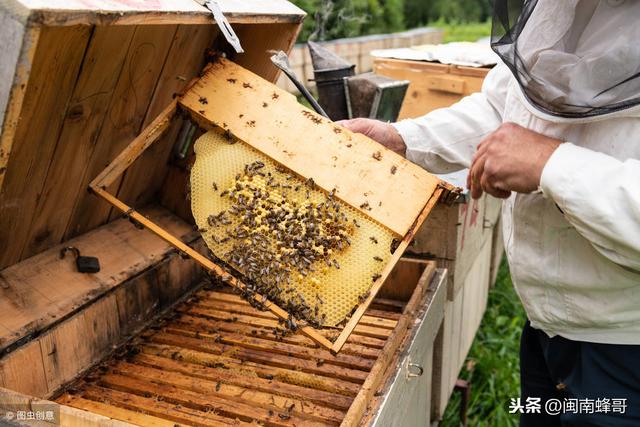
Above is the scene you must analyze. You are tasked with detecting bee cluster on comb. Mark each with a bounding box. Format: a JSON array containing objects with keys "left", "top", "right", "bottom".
[
  {"left": 191, "top": 131, "right": 395, "bottom": 331},
  {"left": 204, "top": 160, "right": 360, "bottom": 328}
]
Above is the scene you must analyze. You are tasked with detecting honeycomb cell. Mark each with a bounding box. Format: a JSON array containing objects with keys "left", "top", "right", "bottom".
[{"left": 191, "top": 130, "right": 394, "bottom": 327}]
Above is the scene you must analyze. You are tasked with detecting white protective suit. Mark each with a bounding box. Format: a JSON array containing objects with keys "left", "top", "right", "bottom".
[{"left": 393, "top": 0, "right": 640, "bottom": 344}]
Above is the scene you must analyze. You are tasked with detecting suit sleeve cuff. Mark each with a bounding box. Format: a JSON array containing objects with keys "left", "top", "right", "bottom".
[
  {"left": 539, "top": 142, "right": 599, "bottom": 208},
  {"left": 391, "top": 119, "right": 427, "bottom": 165}
]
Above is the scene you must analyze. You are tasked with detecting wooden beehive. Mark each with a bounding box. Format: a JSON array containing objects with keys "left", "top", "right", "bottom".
[
  {"left": 0, "top": 1, "right": 455, "bottom": 426},
  {"left": 373, "top": 57, "right": 490, "bottom": 120},
  {"left": 374, "top": 55, "right": 505, "bottom": 421}
]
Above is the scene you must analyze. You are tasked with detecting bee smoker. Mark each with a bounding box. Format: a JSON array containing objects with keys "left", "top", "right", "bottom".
[{"left": 307, "top": 41, "right": 355, "bottom": 121}]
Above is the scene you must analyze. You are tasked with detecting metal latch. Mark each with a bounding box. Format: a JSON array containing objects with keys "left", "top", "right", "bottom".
[
  {"left": 197, "top": 0, "right": 244, "bottom": 53},
  {"left": 60, "top": 246, "right": 101, "bottom": 274}
]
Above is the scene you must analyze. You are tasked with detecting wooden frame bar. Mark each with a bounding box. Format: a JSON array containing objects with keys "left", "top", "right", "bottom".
[
  {"left": 89, "top": 100, "right": 334, "bottom": 351},
  {"left": 331, "top": 190, "right": 441, "bottom": 353},
  {"left": 88, "top": 64, "right": 450, "bottom": 353}
]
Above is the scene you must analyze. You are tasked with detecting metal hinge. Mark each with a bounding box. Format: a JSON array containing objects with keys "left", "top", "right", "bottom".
[{"left": 196, "top": 0, "right": 244, "bottom": 53}]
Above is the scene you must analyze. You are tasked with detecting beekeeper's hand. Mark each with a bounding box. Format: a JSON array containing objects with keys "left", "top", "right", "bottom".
[
  {"left": 337, "top": 118, "right": 407, "bottom": 156},
  {"left": 468, "top": 122, "right": 562, "bottom": 199}
]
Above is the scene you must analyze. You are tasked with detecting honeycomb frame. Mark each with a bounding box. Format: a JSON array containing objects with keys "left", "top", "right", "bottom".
[{"left": 89, "top": 84, "right": 446, "bottom": 353}]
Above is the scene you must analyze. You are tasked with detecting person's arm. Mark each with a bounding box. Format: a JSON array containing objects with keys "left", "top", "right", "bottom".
[
  {"left": 540, "top": 144, "right": 640, "bottom": 272},
  {"left": 392, "top": 63, "right": 511, "bottom": 173}
]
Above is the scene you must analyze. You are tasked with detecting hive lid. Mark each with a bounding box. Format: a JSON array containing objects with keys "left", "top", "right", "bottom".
[{"left": 3, "top": 0, "right": 305, "bottom": 25}]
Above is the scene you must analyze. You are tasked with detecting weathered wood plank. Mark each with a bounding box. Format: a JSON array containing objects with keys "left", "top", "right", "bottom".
[
  {"left": 0, "top": 341, "right": 48, "bottom": 397},
  {"left": 147, "top": 332, "right": 370, "bottom": 383},
  {"left": 109, "top": 362, "right": 345, "bottom": 424},
  {"left": 114, "top": 24, "right": 219, "bottom": 212},
  {"left": 39, "top": 296, "right": 121, "bottom": 394},
  {"left": 0, "top": 206, "right": 196, "bottom": 354},
  {"left": 64, "top": 24, "right": 178, "bottom": 240},
  {"left": 162, "top": 326, "right": 374, "bottom": 371},
  {"left": 0, "top": 25, "right": 91, "bottom": 269},
  {"left": 1, "top": 388, "right": 135, "bottom": 427},
  {"left": 171, "top": 313, "right": 381, "bottom": 358},
  {"left": 94, "top": 374, "right": 331, "bottom": 426},
  {"left": 20, "top": 25, "right": 137, "bottom": 260},
  {"left": 140, "top": 344, "right": 361, "bottom": 396},
  {"left": 13, "top": 0, "right": 305, "bottom": 26},
  {"left": 81, "top": 385, "right": 251, "bottom": 426},
  {"left": 59, "top": 394, "right": 171, "bottom": 427},
  {"left": 132, "top": 352, "right": 354, "bottom": 411}
]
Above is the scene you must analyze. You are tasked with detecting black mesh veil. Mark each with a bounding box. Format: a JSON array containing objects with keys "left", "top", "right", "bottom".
[{"left": 491, "top": 0, "right": 640, "bottom": 118}]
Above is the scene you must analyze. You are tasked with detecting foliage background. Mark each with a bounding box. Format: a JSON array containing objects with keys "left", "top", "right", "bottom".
[{"left": 291, "top": 0, "right": 493, "bottom": 41}]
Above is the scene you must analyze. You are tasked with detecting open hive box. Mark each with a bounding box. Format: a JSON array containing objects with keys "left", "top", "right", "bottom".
[{"left": 0, "top": 0, "right": 454, "bottom": 425}]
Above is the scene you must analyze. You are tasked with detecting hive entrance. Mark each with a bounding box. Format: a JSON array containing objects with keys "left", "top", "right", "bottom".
[{"left": 191, "top": 131, "right": 394, "bottom": 327}]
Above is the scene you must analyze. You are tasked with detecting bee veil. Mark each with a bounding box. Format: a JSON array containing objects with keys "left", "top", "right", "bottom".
[{"left": 491, "top": 0, "right": 640, "bottom": 118}]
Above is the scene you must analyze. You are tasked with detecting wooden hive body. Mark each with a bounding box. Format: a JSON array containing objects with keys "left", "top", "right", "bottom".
[{"left": 0, "top": 1, "right": 452, "bottom": 425}]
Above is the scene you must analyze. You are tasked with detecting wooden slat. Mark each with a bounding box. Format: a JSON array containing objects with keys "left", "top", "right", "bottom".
[
  {"left": 82, "top": 385, "right": 252, "bottom": 427},
  {"left": 161, "top": 326, "right": 374, "bottom": 371},
  {"left": 1, "top": 388, "right": 135, "bottom": 427},
  {"left": 370, "top": 298, "right": 406, "bottom": 312},
  {"left": 92, "top": 375, "right": 328, "bottom": 427},
  {"left": 91, "top": 99, "right": 178, "bottom": 190},
  {"left": 64, "top": 24, "right": 178, "bottom": 240},
  {"left": 363, "top": 309, "right": 401, "bottom": 321},
  {"left": 197, "top": 291, "right": 398, "bottom": 330},
  {"left": 140, "top": 344, "right": 361, "bottom": 396},
  {"left": 170, "top": 313, "right": 381, "bottom": 358},
  {"left": 98, "top": 365, "right": 344, "bottom": 425},
  {"left": 331, "top": 189, "right": 442, "bottom": 353},
  {"left": 0, "top": 26, "right": 40, "bottom": 194},
  {"left": 181, "top": 305, "right": 391, "bottom": 340},
  {"left": 21, "top": 25, "right": 137, "bottom": 259},
  {"left": 132, "top": 353, "right": 353, "bottom": 411},
  {"left": 109, "top": 362, "right": 344, "bottom": 424},
  {"left": 60, "top": 394, "right": 174, "bottom": 427},
  {"left": 179, "top": 57, "right": 443, "bottom": 237},
  {"left": 0, "top": 25, "right": 92, "bottom": 269},
  {"left": 147, "top": 332, "right": 370, "bottom": 383}
]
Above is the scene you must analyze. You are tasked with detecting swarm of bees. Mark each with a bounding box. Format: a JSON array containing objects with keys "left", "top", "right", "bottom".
[{"left": 202, "top": 160, "right": 385, "bottom": 330}]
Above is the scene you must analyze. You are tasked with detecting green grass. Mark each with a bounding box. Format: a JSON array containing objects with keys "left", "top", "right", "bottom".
[
  {"left": 441, "top": 259, "right": 526, "bottom": 427},
  {"left": 433, "top": 19, "right": 493, "bottom": 43}
]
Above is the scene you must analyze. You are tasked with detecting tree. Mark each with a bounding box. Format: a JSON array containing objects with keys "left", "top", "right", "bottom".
[{"left": 291, "top": 0, "right": 405, "bottom": 42}]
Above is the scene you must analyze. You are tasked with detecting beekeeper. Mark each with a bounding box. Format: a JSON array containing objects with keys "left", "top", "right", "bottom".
[{"left": 340, "top": 1, "right": 640, "bottom": 426}]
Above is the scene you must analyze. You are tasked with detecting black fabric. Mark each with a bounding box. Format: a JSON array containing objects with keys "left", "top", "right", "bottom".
[
  {"left": 490, "top": 0, "right": 640, "bottom": 118},
  {"left": 520, "top": 321, "right": 640, "bottom": 426}
]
